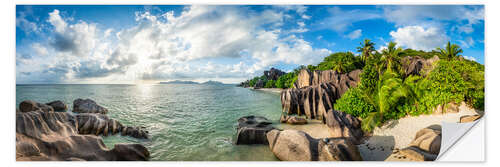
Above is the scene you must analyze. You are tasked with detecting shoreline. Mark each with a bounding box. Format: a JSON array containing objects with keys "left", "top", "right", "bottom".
[
  {"left": 250, "top": 87, "right": 284, "bottom": 94},
  {"left": 275, "top": 103, "right": 482, "bottom": 161}
]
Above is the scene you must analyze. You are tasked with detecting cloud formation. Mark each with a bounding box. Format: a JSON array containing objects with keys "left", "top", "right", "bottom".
[{"left": 390, "top": 26, "right": 449, "bottom": 51}]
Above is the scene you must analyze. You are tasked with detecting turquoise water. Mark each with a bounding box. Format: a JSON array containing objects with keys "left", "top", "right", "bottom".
[{"left": 16, "top": 84, "right": 282, "bottom": 161}]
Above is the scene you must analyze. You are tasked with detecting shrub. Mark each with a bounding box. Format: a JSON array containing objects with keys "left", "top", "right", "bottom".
[
  {"left": 265, "top": 80, "right": 276, "bottom": 88},
  {"left": 334, "top": 87, "right": 375, "bottom": 118}
]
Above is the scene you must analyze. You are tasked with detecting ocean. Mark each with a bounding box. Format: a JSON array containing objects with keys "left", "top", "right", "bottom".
[{"left": 16, "top": 84, "right": 282, "bottom": 161}]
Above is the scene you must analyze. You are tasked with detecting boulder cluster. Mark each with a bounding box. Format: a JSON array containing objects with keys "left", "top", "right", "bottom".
[
  {"left": 399, "top": 125, "right": 442, "bottom": 161},
  {"left": 16, "top": 99, "right": 150, "bottom": 161}
]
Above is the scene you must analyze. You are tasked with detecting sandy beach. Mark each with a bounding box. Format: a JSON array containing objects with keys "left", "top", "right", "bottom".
[
  {"left": 277, "top": 102, "right": 482, "bottom": 161},
  {"left": 252, "top": 88, "right": 284, "bottom": 94}
]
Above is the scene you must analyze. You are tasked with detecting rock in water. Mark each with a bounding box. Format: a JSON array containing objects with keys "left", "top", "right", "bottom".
[
  {"left": 16, "top": 111, "right": 150, "bottom": 161},
  {"left": 460, "top": 114, "right": 481, "bottom": 123},
  {"left": 324, "top": 110, "right": 363, "bottom": 144},
  {"left": 19, "top": 100, "right": 54, "bottom": 113},
  {"left": 266, "top": 129, "right": 318, "bottom": 161},
  {"left": 281, "top": 69, "right": 361, "bottom": 119},
  {"left": 399, "top": 125, "right": 441, "bottom": 161},
  {"left": 266, "top": 129, "right": 362, "bottom": 161},
  {"left": 46, "top": 100, "right": 67, "bottom": 111},
  {"left": 76, "top": 113, "right": 149, "bottom": 139},
  {"left": 235, "top": 116, "right": 275, "bottom": 145},
  {"left": 73, "top": 98, "right": 108, "bottom": 114}
]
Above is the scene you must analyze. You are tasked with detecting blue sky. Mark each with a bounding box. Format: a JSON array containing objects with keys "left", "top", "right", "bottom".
[{"left": 16, "top": 5, "right": 484, "bottom": 84}]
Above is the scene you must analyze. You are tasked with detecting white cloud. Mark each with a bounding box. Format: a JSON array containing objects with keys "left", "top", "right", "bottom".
[
  {"left": 458, "top": 37, "right": 475, "bottom": 48},
  {"left": 31, "top": 43, "right": 48, "bottom": 56},
  {"left": 389, "top": 26, "right": 449, "bottom": 51},
  {"left": 18, "top": 6, "right": 331, "bottom": 83},
  {"left": 346, "top": 29, "right": 362, "bottom": 40},
  {"left": 463, "top": 56, "right": 476, "bottom": 61}
]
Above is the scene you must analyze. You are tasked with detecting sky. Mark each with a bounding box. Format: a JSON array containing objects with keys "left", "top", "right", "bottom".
[{"left": 16, "top": 5, "right": 485, "bottom": 84}]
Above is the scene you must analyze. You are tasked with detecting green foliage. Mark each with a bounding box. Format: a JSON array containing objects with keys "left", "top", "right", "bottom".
[
  {"left": 381, "top": 41, "right": 404, "bottom": 72},
  {"left": 315, "top": 52, "right": 363, "bottom": 73},
  {"left": 360, "top": 70, "right": 410, "bottom": 132},
  {"left": 334, "top": 87, "right": 375, "bottom": 118},
  {"left": 359, "top": 61, "right": 380, "bottom": 95},
  {"left": 401, "top": 49, "right": 439, "bottom": 59},
  {"left": 248, "top": 76, "right": 259, "bottom": 87},
  {"left": 356, "top": 39, "right": 376, "bottom": 63},
  {"left": 265, "top": 80, "right": 276, "bottom": 88},
  {"left": 436, "top": 41, "right": 463, "bottom": 60}
]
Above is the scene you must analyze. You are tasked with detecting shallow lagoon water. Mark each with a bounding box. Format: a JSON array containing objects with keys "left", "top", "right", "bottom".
[{"left": 16, "top": 84, "right": 282, "bottom": 161}]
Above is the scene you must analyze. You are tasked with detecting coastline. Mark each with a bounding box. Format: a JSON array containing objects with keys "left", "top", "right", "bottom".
[
  {"left": 274, "top": 103, "right": 481, "bottom": 161},
  {"left": 250, "top": 88, "right": 284, "bottom": 94}
]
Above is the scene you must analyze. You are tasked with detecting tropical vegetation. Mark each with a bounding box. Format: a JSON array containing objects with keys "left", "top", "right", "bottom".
[{"left": 243, "top": 39, "right": 484, "bottom": 133}]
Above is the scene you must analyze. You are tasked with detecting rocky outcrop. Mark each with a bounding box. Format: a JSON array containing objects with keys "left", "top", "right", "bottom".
[
  {"left": 76, "top": 113, "right": 149, "bottom": 139},
  {"left": 266, "top": 129, "right": 362, "bottom": 161},
  {"left": 16, "top": 110, "right": 150, "bottom": 161},
  {"left": 317, "top": 137, "right": 363, "bottom": 161},
  {"left": 280, "top": 115, "right": 307, "bottom": 125},
  {"left": 19, "top": 100, "right": 54, "bottom": 113},
  {"left": 460, "top": 114, "right": 481, "bottom": 123},
  {"left": 73, "top": 98, "right": 108, "bottom": 114},
  {"left": 433, "top": 102, "right": 460, "bottom": 114},
  {"left": 254, "top": 80, "right": 265, "bottom": 89},
  {"left": 324, "top": 109, "right": 363, "bottom": 144},
  {"left": 401, "top": 55, "right": 439, "bottom": 77},
  {"left": 264, "top": 68, "right": 286, "bottom": 80},
  {"left": 399, "top": 125, "right": 441, "bottom": 161},
  {"left": 46, "top": 100, "right": 67, "bottom": 111},
  {"left": 235, "top": 116, "right": 275, "bottom": 145},
  {"left": 281, "top": 69, "right": 361, "bottom": 120}
]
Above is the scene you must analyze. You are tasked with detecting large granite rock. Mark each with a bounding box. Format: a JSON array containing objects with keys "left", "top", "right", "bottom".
[
  {"left": 76, "top": 113, "right": 149, "bottom": 139},
  {"left": 281, "top": 69, "right": 361, "bottom": 120},
  {"left": 324, "top": 109, "right": 363, "bottom": 144},
  {"left": 46, "top": 100, "right": 67, "bottom": 112},
  {"left": 235, "top": 116, "right": 275, "bottom": 145},
  {"left": 460, "top": 114, "right": 481, "bottom": 123},
  {"left": 19, "top": 100, "right": 54, "bottom": 113},
  {"left": 399, "top": 125, "right": 441, "bottom": 161},
  {"left": 317, "top": 138, "right": 362, "bottom": 161},
  {"left": 401, "top": 55, "right": 440, "bottom": 77},
  {"left": 280, "top": 115, "right": 307, "bottom": 125},
  {"left": 264, "top": 68, "right": 286, "bottom": 80},
  {"left": 16, "top": 111, "right": 150, "bottom": 161},
  {"left": 73, "top": 98, "right": 108, "bottom": 114},
  {"left": 266, "top": 129, "right": 362, "bottom": 161}
]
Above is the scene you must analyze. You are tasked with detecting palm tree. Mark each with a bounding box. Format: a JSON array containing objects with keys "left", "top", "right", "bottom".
[
  {"left": 356, "top": 39, "right": 376, "bottom": 63},
  {"left": 436, "top": 41, "right": 463, "bottom": 60},
  {"left": 360, "top": 70, "right": 410, "bottom": 132},
  {"left": 381, "top": 41, "right": 404, "bottom": 72}
]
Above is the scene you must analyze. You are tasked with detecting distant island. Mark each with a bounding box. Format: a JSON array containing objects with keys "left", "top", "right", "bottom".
[{"left": 159, "top": 80, "right": 224, "bottom": 85}]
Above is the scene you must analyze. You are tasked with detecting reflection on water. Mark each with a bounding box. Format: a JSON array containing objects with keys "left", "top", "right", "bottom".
[{"left": 16, "top": 84, "right": 281, "bottom": 161}]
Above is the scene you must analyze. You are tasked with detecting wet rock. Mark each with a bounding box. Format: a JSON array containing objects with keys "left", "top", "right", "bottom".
[
  {"left": 235, "top": 116, "right": 275, "bottom": 145},
  {"left": 16, "top": 111, "right": 150, "bottom": 161},
  {"left": 73, "top": 98, "right": 108, "bottom": 114},
  {"left": 266, "top": 129, "right": 361, "bottom": 161},
  {"left": 75, "top": 113, "right": 148, "bottom": 139},
  {"left": 460, "top": 114, "right": 481, "bottom": 123},
  {"left": 46, "top": 100, "right": 67, "bottom": 112},
  {"left": 399, "top": 125, "right": 441, "bottom": 161},
  {"left": 324, "top": 110, "right": 363, "bottom": 144},
  {"left": 19, "top": 100, "right": 54, "bottom": 113}
]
